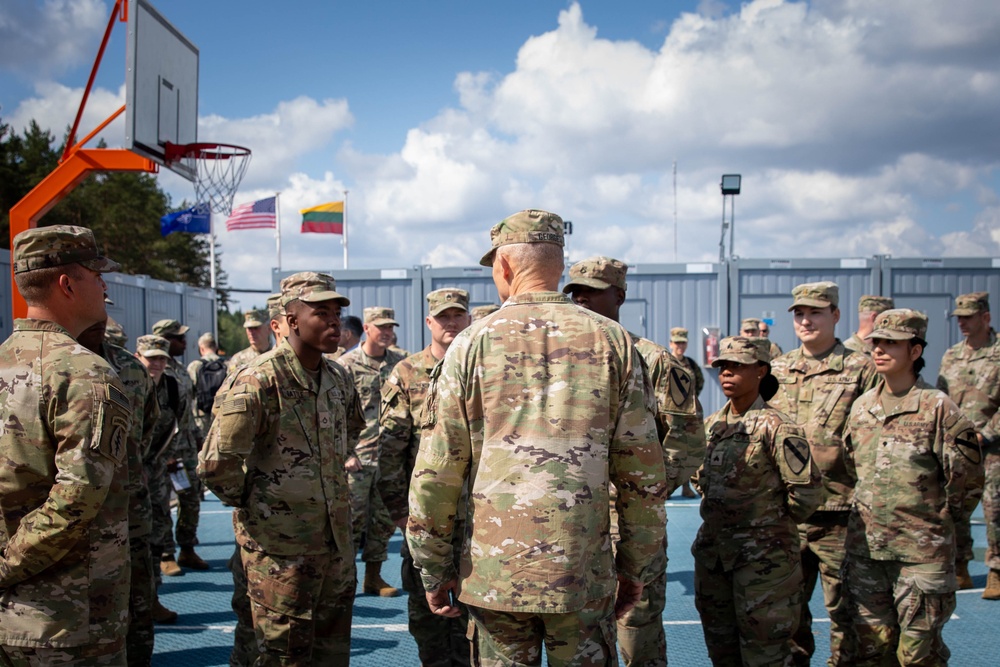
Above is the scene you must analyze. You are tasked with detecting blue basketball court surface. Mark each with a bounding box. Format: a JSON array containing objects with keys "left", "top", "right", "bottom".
[{"left": 153, "top": 495, "right": 998, "bottom": 666}]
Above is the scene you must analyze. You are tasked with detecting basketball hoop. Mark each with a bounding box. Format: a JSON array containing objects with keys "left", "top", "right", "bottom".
[{"left": 164, "top": 142, "right": 251, "bottom": 216}]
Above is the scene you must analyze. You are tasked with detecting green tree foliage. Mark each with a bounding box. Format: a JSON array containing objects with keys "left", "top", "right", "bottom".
[{"left": 217, "top": 308, "right": 247, "bottom": 358}]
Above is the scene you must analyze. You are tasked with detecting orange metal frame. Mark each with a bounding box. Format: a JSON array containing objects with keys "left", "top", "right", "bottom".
[{"left": 7, "top": 0, "right": 157, "bottom": 319}]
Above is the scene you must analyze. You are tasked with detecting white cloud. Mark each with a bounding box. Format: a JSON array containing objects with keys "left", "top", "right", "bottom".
[{"left": 0, "top": 0, "right": 107, "bottom": 78}]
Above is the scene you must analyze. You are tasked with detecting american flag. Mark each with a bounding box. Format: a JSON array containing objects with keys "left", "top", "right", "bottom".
[{"left": 225, "top": 196, "right": 277, "bottom": 231}]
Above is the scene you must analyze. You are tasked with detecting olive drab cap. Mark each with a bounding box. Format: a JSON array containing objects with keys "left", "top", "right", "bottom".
[
  {"left": 104, "top": 317, "right": 127, "bottom": 347},
  {"left": 858, "top": 295, "right": 895, "bottom": 314},
  {"left": 136, "top": 334, "right": 172, "bottom": 358},
  {"left": 243, "top": 309, "right": 268, "bottom": 328},
  {"left": 152, "top": 319, "right": 189, "bottom": 336},
  {"left": 12, "top": 224, "right": 120, "bottom": 274},
  {"left": 866, "top": 308, "right": 928, "bottom": 341},
  {"left": 471, "top": 304, "right": 500, "bottom": 320},
  {"left": 280, "top": 271, "right": 350, "bottom": 308},
  {"left": 951, "top": 291, "right": 990, "bottom": 316},
  {"left": 670, "top": 327, "right": 689, "bottom": 343},
  {"left": 563, "top": 256, "right": 628, "bottom": 293},
  {"left": 789, "top": 281, "right": 839, "bottom": 311},
  {"left": 479, "top": 209, "right": 565, "bottom": 267},
  {"left": 427, "top": 288, "right": 470, "bottom": 316},
  {"left": 740, "top": 317, "right": 761, "bottom": 334},
  {"left": 712, "top": 336, "right": 771, "bottom": 367},
  {"left": 364, "top": 306, "right": 399, "bottom": 327},
  {"left": 266, "top": 293, "right": 284, "bottom": 319}
]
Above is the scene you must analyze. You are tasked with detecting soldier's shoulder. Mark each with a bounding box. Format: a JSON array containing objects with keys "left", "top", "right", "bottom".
[{"left": 335, "top": 347, "right": 363, "bottom": 368}]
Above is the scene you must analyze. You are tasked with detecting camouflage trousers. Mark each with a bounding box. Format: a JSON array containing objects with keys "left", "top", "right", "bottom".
[
  {"left": 173, "top": 445, "right": 203, "bottom": 550},
  {"left": 347, "top": 464, "right": 395, "bottom": 562},
  {"left": 242, "top": 546, "right": 356, "bottom": 667},
  {"left": 127, "top": 537, "right": 155, "bottom": 667},
  {"left": 0, "top": 640, "right": 125, "bottom": 667},
  {"left": 228, "top": 544, "right": 256, "bottom": 667},
  {"left": 845, "top": 556, "right": 955, "bottom": 666},
  {"left": 791, "top": 512, "right": 856, "bottom": 667},
  {"left": 466, "top": 597, "right": 618, "bottom": 667},
  {"left": 983, "top": 449, "right": 1000, "bottom": 571},
  {"left": 146, "top": 451, "right": 202, "bottom": 567},
  {"left": 694, "top": 551, "right": 803, "bottom": 667},
  {"left": 144, "top": 455, "right": 170, "bottom": 583},
  {"left": 617, "top": 542, "right": 667, "bottom": 667}
]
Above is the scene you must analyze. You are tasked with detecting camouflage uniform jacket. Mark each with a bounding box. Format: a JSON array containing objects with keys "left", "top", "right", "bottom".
[
  {"left": 336, "top": 345, "right": 406, "bottom": 465},
  {"left": 692, "top": 396, "right": 822, "bottom": 571},
  {"left": 768, "top": 341, "right": 783, "bottom": 360},
  {"left": 842, "top": 332, "right": 871, "bottom": 357},
  {"left": 147, "top": 373, "right": 185, "bottom": 462},
  {"left": 680, "top": 354, "right": 705, "bottom": 396},
  {"left": 0, "top": 319, "right": 132, "bottom": 647},
  {"left": 769, "top": 342, "right": 879, "bottom": 511},
  {"left": 937, "top": 329, "right": 1000, "bottom": 449},
  {"left": 103, "top": 342, "right": 159, "bottom": 539},
  {"left": 227, "top": 343, "right": 272, "bottom": 372},
  {"left": 198, "top": 341, "right": 364, "bottom": 556},
  {"left": 633, "top": 336, "right": 705, "bottom": 493},
  {"left": 165, "top": 356, "right": 201, "bottom": 450},
  {"left": 406, "top": 292, "right": 667, "bottom": 613},
  {"left": 845, "top": 380, "right": 984, "bottom": 563},
  {"left": 378, "top": 345, "right": 439, "bottom": 523},
  {"left": 188, "top": 351, "right": 223, "bottom": 436}
]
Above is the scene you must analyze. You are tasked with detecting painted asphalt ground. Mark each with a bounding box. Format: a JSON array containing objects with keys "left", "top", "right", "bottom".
[{"left": 154, "top": 496, "right": 998, "bottom": 666}]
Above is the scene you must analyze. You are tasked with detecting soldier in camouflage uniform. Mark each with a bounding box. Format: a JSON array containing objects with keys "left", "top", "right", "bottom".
[
  {"left": 0, "top": 225, "right": 132, "bottom": 666},
  {"left": 228, "top": 309, "right": 274, "bottom": 369},
  {"left": 937, "top": 291, "right": 1000, "bottom": 597},
  {"left": 693, "top": 336, "right": 822, "bottom": 667},
  {"left": 758, "top": 321, "right": 783, "bottom": 361},
  {"left": 844, "top": 309, "right": 983, "bottom": 665},
  {"left": 187, "top": 332, "right": 225, "bottom": 436},
  {"left": 471, "top": 304, "right": 500, "bottom": 320},
  {"left": 106, "top": 316, "right": 128, "bottom": 347},
  {"left": 337, "top": 306, "right": 407, "bottom": 597},
  {"left": 151, "top": 319, "right": 208, "bottom": 574},
  {"left": 669, "top": 327, "right": 706, "bottom": 400},
  {"left": 843, "top": 295, "right": 894, "bottom": 358},
  {"left": 79, "top": 320, "right": 161, "bottom": 665},
  {"left": 564, "top": 256, "right": 705, "bottom": 667},
  {"left": 407, "top": 210, "right": 667, "bottom": 666},
  {"left": 740, "top": 317, "right": 761, "bottom": 337},
  {"left": 134, "top": 335, "right": 185, "bottom": 624},
  {"left": 199, "top": 272, "right": 364, "bottom": 666},
  {"left": 379, "top": 288, "right": 473, "bottom": 667},
  {"left": 769, "top": 281, "right": 879, "bottom": 666}
]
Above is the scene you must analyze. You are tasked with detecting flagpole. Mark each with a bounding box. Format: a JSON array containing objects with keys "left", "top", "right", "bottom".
[
  {"left": 343, "top": 189, "right": 349, "bottom": 270},
  {"left": 209, "top": 211, "right": 217, "bottom": 289},
  {"left": 275, "top": 192, "right": 282, "bottom": 272}
]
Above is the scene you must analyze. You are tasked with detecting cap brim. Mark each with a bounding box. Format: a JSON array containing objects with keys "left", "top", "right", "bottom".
[
  {"left": 80, "top": 256, "right": 121, "bottom": 273},
  {"left": 711, "top": 354, "right": 757, "bottom": 367},
  {"left": 562, "top": 277, "right": 613, "bottom": 293},
  {"left": 479, "top": 248, "right": 496, "bottom": 267},
  {"left": 299, "top": 291, "right": 351, "bottom": 307},
  {"left": 788, "top": 298, "right": 833, "bottom": 312},
  {"left": 865, "top": 329, "right": 915, "bottom": 341},
  {"left": 670, "top": 337, "right": 688, "bottom": 343},
  {"left": 368, "top": 318, "right": 399, "bottom": 327},
  {"left": 140, "top": 350, "right": 171, "bottom": 358},
  {"left": 951, "top": 308, "right": 978, "bottom": 316},
  {"left": 429, "top": 304, "right": 469, "bottom": 316},
  {"left": 243, "top": 320, "right": 266, "bottom": 328}
]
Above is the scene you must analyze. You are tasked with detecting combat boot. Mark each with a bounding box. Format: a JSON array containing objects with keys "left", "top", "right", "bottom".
[
  {"left": 177, "top": 546, "right": 210, "bottom": 570},
  {"left": 160, "top": 556, "right": 183, "bottom": 577},
  {"left": 956, "top": 560, "right": 973, "bottom": 590},
  {"left": 983, "top": 569, "right": 1000, "bottom": 600},
  {"left": 363, "top": 561, "right": 401, "bottom": 597},
  {"left": 152, "top": 599, "right": 178, "bottom": 625}
]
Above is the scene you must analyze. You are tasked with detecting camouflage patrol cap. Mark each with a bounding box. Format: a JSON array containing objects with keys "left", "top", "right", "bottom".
[
  {"left": 152, "top": 319, "right": 189, "bottom": 336},
  {"left": 563, "top": 256, "right": 627, "bottom": 293},
  {"left": 479, "top": 209, "right": 565, "bottom": 267},
  {"left": 712, "top": 336, "right": 771, "bottom": 367},
  {"left": 364, "top": 307, "right": 399, "bottom": 327},
  {"left": 670, "top": 327, "right": 689, "bottom": 343},
  {"left": 104, "top": 317, "right": 127, "bottom": 347},
  {"left": 740, "top": 317, "right": 761, "bottom": 334},
  {"left": 858, "top": 295, "right": 894, "bottom": 314},
  {"left": 789, "top": 281, "right": 839, "bottom": 311},
  {"left": 280, "top": 271, "right": 350, "bottom": 308},
  {"left": 12, "top": 225, "right": 120, "bottom": 274},
  {"left": 266, "top": 293, "right": 284, "bottom": 319},
  {"left": 952, "top": 291, "right": 990, "bottom": 316},
  {"left": 867, "top": 308, "right": 928, "bottom": 341},
  {"left": 136, "top": 334, "right": 171, "bottom": 358},
  {"left": 243, "top": 309, "right": 268, "bottom": 328},
  {"left": 427, "top": 288, "right": 470, "bottom": 316},
  {"left": 471, "top": 304, "right": 500, "bottom": 320}
]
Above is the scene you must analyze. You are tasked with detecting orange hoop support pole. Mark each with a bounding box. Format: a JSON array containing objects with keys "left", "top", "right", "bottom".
[{"left": 8, "top": 148, "right": 157, "bottom": 319}]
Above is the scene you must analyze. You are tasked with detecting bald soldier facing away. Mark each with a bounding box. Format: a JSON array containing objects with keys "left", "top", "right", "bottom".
[
  {"left": 0, "top": 225, "right": 132, "bottom": 666},
  {"left": 407, "top": 210, "right": 667, "bottom": 666}
]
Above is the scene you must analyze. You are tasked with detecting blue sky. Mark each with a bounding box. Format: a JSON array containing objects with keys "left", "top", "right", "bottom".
[{"left": 2, "top": 0, "right": 998, "bottom": 306}]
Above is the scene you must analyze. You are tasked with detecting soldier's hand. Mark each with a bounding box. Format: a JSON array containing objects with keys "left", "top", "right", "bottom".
[
  {"left": 426, "top": 579, "right": 462, "bottom": 618},
  {"left": 344, "top": 455, "right": 362, "bottom": 472},
  {"left": 614, "top": 575, "right": 644, "bottom": 619}
]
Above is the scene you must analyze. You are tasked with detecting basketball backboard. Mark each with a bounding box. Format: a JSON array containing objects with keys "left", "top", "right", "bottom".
[{"left": 125, "top": 0, "right": 199, "bottom": 181}]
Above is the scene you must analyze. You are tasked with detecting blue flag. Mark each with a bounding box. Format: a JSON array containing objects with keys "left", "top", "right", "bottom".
[{"left": 161, "top": 206, "right": 211, "bottom": 236}]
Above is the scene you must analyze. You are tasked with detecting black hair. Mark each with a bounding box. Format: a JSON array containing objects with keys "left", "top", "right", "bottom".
[
  {"left": 759, "top": 362, "right": 779, "bottom": 401},
  {"left": 343, "top": 315, "right": 363, "bottom": 337},
  {"left": 911, "top": 337, "right": 927, "bottom": 376}
]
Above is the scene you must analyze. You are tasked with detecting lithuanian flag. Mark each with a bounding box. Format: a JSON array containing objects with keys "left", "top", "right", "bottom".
[{"left": 300, "top": 201, "right": 344, "bottom": 234}]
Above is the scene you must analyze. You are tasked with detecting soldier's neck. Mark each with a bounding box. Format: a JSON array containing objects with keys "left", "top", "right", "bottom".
[
  {"left": 25, "top": 304, "right": 85, "bottom": 338},
  {"left": 729, "top": 391, "right": 758, "bottom": 415},
  {"left": 362, "top": 339, "right": 386, "bottom": 359},
  {"left": 965, "top": 331, "right": 990, "bottom": 350}
]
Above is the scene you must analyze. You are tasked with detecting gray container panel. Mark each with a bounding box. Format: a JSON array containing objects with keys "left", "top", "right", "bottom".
[
  {"left": 0, "top": 250, "right": 12, "bottom": 341},
  {"left": 105, "top": 273, "right": 148, "bottom": 351},
  {"left": 184, "top": 288, "right": 217, "bottom": 346}
]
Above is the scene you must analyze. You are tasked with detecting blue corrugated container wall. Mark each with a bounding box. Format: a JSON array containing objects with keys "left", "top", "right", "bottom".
[{"left": 0, "top": 250, "right": 12, "bottom": 342}]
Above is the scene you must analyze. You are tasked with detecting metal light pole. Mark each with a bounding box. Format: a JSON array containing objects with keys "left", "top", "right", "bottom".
[{"left": 718, "top": 174, "right": 741, "bottom": 262}]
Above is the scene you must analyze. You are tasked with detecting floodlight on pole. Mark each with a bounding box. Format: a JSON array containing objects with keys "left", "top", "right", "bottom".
[{"left": 718, "top": 174, "right": 742, "bottom": 263}]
